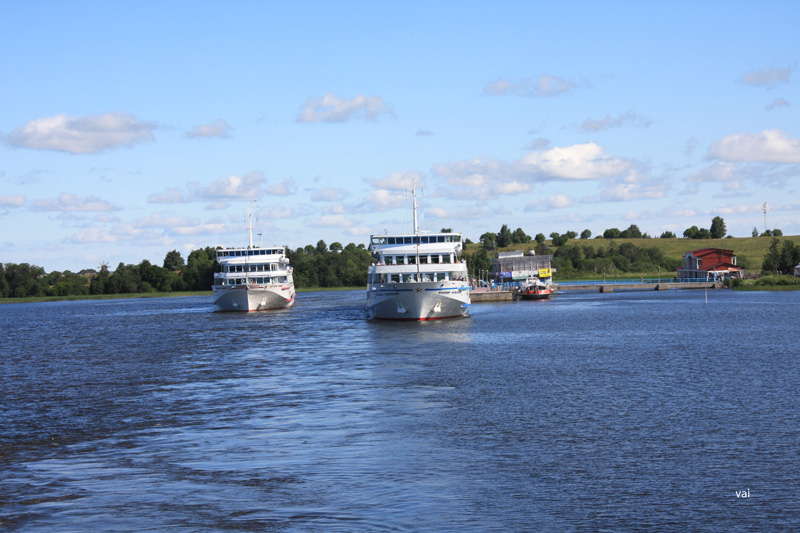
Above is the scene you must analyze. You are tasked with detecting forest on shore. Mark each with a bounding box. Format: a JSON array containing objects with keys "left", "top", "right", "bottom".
[{"left": 2, "top": 225, "right": 800, "bottom": 299}]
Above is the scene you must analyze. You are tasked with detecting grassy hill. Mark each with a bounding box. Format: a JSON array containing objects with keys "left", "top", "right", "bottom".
[{"left": 465, "top": 235, "right": 800, "bottom": 273}]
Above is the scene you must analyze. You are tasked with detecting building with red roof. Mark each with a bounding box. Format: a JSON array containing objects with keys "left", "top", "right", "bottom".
[{"left": 677, "top": 248, "right": 743, "bottom": 280}]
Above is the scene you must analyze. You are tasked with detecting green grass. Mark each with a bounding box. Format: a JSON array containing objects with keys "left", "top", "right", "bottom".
[
  {"left": 730, "top": 275, "right": 800, "bottom": 291},
  {"left": 465, "top": 235, "right": 800, "bottom": 272}
]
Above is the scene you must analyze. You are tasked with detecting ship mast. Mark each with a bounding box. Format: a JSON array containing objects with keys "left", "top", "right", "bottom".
[
  {"left": 412, "top": 179, "right": 419, "bottom": 235},
  {"left": 246, "top": 202, "right": 256, "bottom": 248}
]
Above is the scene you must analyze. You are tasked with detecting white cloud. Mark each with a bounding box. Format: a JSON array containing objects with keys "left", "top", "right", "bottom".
[
  {"left": 71, "top": 223, "right": 147, "bottom": 244},
  {"left": 739, "top": 65, "right": 794, "bottom": 87},
  {"left": 195, "top": 171, "right": 265, "bottom": 203},
  {"left": 580, "top": 112, "right": 652, "bottom": 132},
  {"left": 367, "top": 171, "right": 424, "bottom": 191},
  {"left": 525, "top": 193, "right": 574, "bottom": 212},
  {"left": 0, "top": 195, "right": 26, "bottom": 207},
  {"left": 714, "top": 203, "right": 764, "bottom": 216},
  {"left": 148, "top": 187, "right": 187, "bottom": 204},
  {"left": 432, "top": 142, "right": 645, "bottom": 204},
  {"left": 518, "top": 142, "right": 635, "bottom": 180},
  {"left": 415, "top": 129, "right": 434, "bottom": 136},
  {"left": 184, "top": 119, "right": 233, "bottom": 139},
  {"left": 132, "top": 213, "right": 226, "bottom": 236},
  {"left": 766, "top": 98, "right": 790, "bottom": 110},
  {"left": 34, "top": 193, "right": 119, "bottom": 212},
  {"left": 3, "top": 112, "right": 156, "bottom": 154},
  {"left": 426, "top": 206, "right": 486, "bottom": 219},
  {"left": 364, "top": 189, "right": 407, "bottom": 209},
  {"left": 483, "top": 75, "right": 576, "bottom": 97},
  {"left": 707, "top": 129, "right": 800, "bottom": 163},
  {"left": 311, "top": 187, "right": 348, "bottom": 202},
  {"left": 600, "top": 181, "right": 668, "bottom": 202},
  {"left": 297, "top": 93, "right": 393, "bottom": 123},
  {"left": 267, "top": 178, "right": 296, "bottom": 196},
  {"left": 305, "top": 214, "right": 358, "bottom": 228}
]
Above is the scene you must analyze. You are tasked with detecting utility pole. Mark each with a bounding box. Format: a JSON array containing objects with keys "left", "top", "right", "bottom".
[{"left": 763, "top": 202, "right": 768, "bottom": 233}]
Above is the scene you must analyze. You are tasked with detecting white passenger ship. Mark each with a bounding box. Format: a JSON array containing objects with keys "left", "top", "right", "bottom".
[
  {"left": 366, "top": 184, "right": 470, "bottom": 321},
  {"left": 212, "top": 207, "right": 295, "bottom": 312}
]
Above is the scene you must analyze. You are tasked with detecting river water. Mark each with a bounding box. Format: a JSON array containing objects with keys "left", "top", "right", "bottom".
[{"left": 1, "top": 289, "right": 798, "bottom": 531}]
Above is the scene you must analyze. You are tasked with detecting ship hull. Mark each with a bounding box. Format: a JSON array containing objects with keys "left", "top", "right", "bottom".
[
  {"left": 212, "top": 285, "right": 295, "bottom": 312},
  {"left": 519, "top": 291, "right": 551, "bottom": 300},
  {"left": 366, "top": 281, "right": 470, "bottom": 321}
]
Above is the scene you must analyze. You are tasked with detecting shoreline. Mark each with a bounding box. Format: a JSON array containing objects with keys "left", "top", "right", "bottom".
[{"left": 0, "top": 287, "right": 365, "bottom": 305}]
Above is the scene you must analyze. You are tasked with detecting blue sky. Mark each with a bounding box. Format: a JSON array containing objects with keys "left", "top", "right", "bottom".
[{"left": 2, "top": 1, "right": 799, "bottom": 272}]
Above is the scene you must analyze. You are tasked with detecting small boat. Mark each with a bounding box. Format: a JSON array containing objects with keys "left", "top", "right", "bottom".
[
  {"left": 211, "top": 205, "right": 295, "bottom": 312},
  {"left": 518, "top": 277, "right": 552, "bottom": 300}
]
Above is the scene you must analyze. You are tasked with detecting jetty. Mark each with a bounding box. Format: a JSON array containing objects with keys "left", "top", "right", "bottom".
[{"left": 470, "top": 280, "right": 724, "bottom": 302}]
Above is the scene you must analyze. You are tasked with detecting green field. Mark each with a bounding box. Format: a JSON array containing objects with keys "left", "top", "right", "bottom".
[{"left": 465, "top": 235, "right": 800, "bottom": 273}]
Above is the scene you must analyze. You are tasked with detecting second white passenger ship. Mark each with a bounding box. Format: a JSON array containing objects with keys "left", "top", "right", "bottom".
[
  {"left": 212, "top": 206, "right": 295, "bottom": 312},
  {"left": 366, "top": 184, "right": 470, "bottom": 320}
]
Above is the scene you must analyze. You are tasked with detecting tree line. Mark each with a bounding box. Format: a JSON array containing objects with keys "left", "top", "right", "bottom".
[
  {"left": 3, "top": 219, "right": 798, "bottom": 298},
  {"left": 0, "top": 247, "right": 217, "bottom": 299}
]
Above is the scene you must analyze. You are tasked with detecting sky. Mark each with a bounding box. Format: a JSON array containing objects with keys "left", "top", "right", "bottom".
[{"left": 2, "top": 1, "right": 799, "bottom": 273}]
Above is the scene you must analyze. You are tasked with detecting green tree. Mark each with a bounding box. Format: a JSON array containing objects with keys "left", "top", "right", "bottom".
[
  {"left": 762, "top": 238, "right": 781, "bottom": 273},
  {"left": 683, "top": 226, "right": 700, "bottom": 239},
  {"left": 752, "top": 227, "right": 759, "bottom": 237},
  {"left": 580, "top": 229, "right": 592, "bottom": 239},
  {"left": 0, "top": 263, "right": 8, "bottom": 298},
  {"left": 603, "top": 228, "right": 621, "bottom": 239},
  {"left": 329, "top": 242, "right": 343, "bottom": 252},
  {"left": 497, "top": 224, "right": 513, "bottom": 248},
  {"left": 660, "top": 231, "right": 676, "bottom": 239},
  {"left": 534, "top": 233, "right": 546, "bottom": 244},
  {"left": 163, "top": 249, "right": 185, "bottom": 271},
  {"left": 440, "top": 228, "right": 452, "bottom": 233},
  {"left": 709, "top": 216, "right": 726, "bottom": 239},
  {"left": 480, "top": 232, "right": 497, "bottom": 249},
  {"left": 624, "top": 224, "right": 642, "bottom": 238},
  {"left": 512, "top": 227, "right": 531, "bottom": 244}
]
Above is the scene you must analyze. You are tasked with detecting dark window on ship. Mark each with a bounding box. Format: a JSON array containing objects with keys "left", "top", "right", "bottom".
[
  {"left": 408, "top": 255, "right": 416, "bottom": 265},
  {"left": 404, "top": 237, "right": 412, "bottom": 244}
]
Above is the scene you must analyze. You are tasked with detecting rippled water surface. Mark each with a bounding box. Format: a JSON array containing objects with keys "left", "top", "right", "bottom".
[{"left": 2, "top": 289, "right": 799, "bottom": 530}]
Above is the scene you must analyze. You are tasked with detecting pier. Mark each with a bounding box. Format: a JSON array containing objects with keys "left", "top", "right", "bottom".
[{"left": 469, "top": 279, "right": 724, "bottom": 302}]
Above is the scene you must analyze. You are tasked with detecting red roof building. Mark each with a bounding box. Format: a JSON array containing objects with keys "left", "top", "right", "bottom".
[{"left": 677, "top": 248, "right": 743, "bottom": 280}]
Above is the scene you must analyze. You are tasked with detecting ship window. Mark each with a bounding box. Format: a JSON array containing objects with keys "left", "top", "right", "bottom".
[
  {"left": 372, "top": 237, "right": 385, "bottom": 245},
  {"left": 431, "top": 255, "right": 440, "bottom": 264},
  {"left": 443, "top": 254, "right": 452, "bottom": 264},
  {"left": 408, "top": 255, "right": 416, "bottom": 265},
  {"left": 420, "top": 255, "right": 428, "bottom": 264},
  {"left": 454, "top": 235, "right": 460, "bottom": 242},
  {"left": 403, "top": 237, "right": 410, "bottom": 244},
  {"left": 397, "top": 256, "right": 405, "bottom": 265}
]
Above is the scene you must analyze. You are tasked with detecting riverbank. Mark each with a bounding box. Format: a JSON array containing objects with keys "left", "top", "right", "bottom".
[
  {"left": 727, "top": 275, "right": 800, "bottom": 291},
  {"left": 0, "top": 286, "right": 365, "bottom": 305}
]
